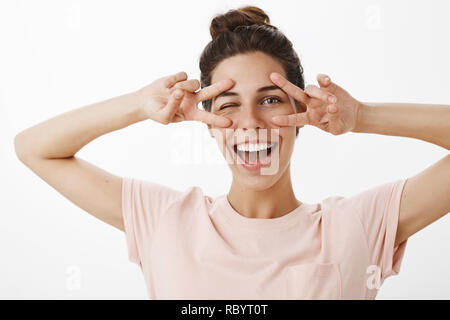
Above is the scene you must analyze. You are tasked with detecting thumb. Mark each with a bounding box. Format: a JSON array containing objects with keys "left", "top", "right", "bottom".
[{"left": 317, "top": 74, "right": 337, "bottom": 93}]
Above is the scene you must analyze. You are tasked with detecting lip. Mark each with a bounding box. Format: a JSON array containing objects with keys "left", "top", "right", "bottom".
[
  {"left": 233, "top": 139, "right": 272, "bottom": 146},
  {"left": 230, "top": 141, "right": 279, "bottom": 171}
]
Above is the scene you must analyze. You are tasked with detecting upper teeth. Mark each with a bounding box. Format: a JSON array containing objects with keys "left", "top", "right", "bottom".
[{"left": 236, "top": 143, "right": 275, "bottom": 152}]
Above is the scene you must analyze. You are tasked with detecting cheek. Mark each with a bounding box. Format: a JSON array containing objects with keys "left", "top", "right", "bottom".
[
  {"left": 213, "top": 109, "right": 239, "bottom": 123},
  {"left": 279, "top": 127, "right": 296, "bottom": 152},
  {"left": 209, "top": 128, "right": 233, "bottom": 151},
  {"left": 272, "top": 103, "right": 296, "bottom": 115},
  {"left": 257, "top": 104, "right": 297, "bottom": 124}
]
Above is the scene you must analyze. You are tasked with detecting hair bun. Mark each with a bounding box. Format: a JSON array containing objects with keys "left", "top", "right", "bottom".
[{"left": 210, "top": 6, "right": 274, "bottom": 40}]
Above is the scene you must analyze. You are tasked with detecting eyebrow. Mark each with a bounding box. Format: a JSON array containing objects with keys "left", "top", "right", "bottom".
[{"left": 212, "top": 85, "right": 282, "bottom": 103}]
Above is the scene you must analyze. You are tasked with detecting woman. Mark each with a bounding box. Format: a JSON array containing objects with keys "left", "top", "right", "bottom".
[{"left": 14, "top": 6, "right": 450, "bottom": 299}]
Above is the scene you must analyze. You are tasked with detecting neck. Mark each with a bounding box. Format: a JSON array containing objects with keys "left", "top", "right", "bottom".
[{"left": 227, "top": 165, "right": 301, "bottom": 219}]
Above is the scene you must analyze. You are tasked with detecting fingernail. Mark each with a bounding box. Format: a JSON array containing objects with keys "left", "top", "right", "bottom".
[
  {"left": 271, "top": 73, "right": 281, "bottom": 81},
  {"left": 328, "top": 96, "right": 337, "bottom": 103}
]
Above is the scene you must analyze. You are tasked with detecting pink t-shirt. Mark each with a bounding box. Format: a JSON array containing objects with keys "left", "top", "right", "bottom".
[{"left": 122, "top": 177, "right": 408, "bottom": 299}]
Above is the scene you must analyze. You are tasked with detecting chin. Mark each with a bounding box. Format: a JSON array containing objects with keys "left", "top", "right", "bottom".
[
  {"left": 233, "top": 175, "right": 279, "bottom": 192},
  {"left": 230, "top": 160, "right": 289, "bottom": 191}
]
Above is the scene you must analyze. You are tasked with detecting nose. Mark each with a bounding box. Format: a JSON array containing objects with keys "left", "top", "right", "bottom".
[{"left": 235, "top": 105, "right": 266, "bottom": 131}]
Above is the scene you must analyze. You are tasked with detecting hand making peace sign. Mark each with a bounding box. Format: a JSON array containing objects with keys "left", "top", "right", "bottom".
[
  {"left": 269, "top": 72, "right": 362, "bottom": 135},
  {"left": 137, "top": 71, "right": 234, "bottom": 127}
]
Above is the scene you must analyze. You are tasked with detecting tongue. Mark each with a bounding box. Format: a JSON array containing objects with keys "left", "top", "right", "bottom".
[{"left": 245, "top": 150, "right": 271, "bottom": 165}]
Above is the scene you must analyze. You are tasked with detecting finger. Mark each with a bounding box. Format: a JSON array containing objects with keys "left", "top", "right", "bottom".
[
  {"left": 317, "top": 74, "right": 331, "bottom": 87},
  {"left": 191, "top": 109, "right": 232, "bottom": 127},
  {"left": 172, "top": 79, "right": 201, "bottom": 93},
  {"left": 317, "top": 73, "right": 338, "bottom": 93},
  {"left": 269, "top": 72, "right": 309, "bottom": 105},
  {"left": 327, "top": 103, "right": 339, "bottom": 120},
  {"left": 163, "top": 71, "right": 188, "bottom": 89},
  {"left": 327, "top": 104, "right": 343, "bottom": 134},
  {"left": 195, "top": 78, "right": 235, "bottom": 102},
  {"left": 305, "top": 84, "right": 337, "bottom": 104},
  {"left": 271, "top": 112, "right": 309, "bottom": 127},
  {"left": 160, "top": 89, "right": 184, "bottom": 121}
]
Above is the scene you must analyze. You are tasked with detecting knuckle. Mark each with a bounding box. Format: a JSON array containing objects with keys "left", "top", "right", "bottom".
[
  {"left": 166, "top": 76, "right": 177, "bottom": 86},
  {"left": 163, "top": 78, "right": 172, "bottom": 88},
  {"left": 178, "top": 71, "right": 188, "bottom": 80},
  {"left": 173, "top": 89, "right": 184, "bottom": 98},
  {"left": 192, "top": 80, "right": 201, "bottom": 90},
  {"left": 330, "top": 128, "right": 340, "bottom": 135},
  {"left": 160, "top": 118, "right": 170, "bottom": 125}
]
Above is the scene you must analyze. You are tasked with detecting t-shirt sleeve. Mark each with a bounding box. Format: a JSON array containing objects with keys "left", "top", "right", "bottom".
[
  {"left": 121, "top": 177, "right": 183, "bottom": 266},
  {"left": 347, "top": 178, "right": 409, "bottom": 285}
]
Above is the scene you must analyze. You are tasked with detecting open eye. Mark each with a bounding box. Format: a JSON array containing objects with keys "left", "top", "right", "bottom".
[{"left": 261, "top": 97, "right": 282, "bottom": 105}]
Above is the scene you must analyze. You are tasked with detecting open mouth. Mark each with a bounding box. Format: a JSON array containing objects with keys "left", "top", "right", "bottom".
[{"left": 232, "top": 141, "right": 279, "bottom": 166}]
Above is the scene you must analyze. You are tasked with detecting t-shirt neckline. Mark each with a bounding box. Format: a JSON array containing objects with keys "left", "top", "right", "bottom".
[{"left": 216, "top": 194, "right": 319, "bottom": 231}]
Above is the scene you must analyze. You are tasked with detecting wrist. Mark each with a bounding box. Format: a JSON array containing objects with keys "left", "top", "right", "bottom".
[
  {"left": 352, "top": 102, "right": 368, "bottom": 133},
  {"left": 128, "top": 89, "right": 151, "bottom": 122}
]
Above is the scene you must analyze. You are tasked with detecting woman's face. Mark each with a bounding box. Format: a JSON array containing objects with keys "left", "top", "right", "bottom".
[{"left": 208, "top": 51, "right": 298, "bottom": 191}]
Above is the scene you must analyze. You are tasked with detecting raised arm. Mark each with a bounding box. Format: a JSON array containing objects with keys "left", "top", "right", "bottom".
[
  {"left": 269, "top": 72, "right": 450, "bottom": 248},
  {"left": 353, "top": 102, "right": 450, "bottom": 150},
  {"left": 14, "top": 71, "right": 234, "bottom": 231},
  {"left": 351, "top": 101, "right": 450, "bottom": 247}
]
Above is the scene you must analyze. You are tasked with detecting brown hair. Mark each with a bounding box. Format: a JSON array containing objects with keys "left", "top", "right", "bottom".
[{"left": 199, "top": 6, "right": 305, "bottom": 136}]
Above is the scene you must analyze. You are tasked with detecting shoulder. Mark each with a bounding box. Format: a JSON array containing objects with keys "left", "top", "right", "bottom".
[
  {"left": 122, "top": 177, "right": 216, "bottom": 210},
  {"left": 176, "top": 185, "right": 215, "bottom": 206},
  {"left": 318, "top": 195, "right": 349, "bottom": 219},
  {"left": 123, "top": 177, "right": 207, "bottom": 196},
  {"left": 317, "top": 178, "right": 408, "bottom": 226}
]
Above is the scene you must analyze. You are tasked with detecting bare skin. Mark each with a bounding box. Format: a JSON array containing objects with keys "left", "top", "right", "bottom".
[
  {"left": 267, "top": 64, "right": 450, "bottom": 248},
  {"left": 14, "top": 71, "right": 235, "bottom": 231},
  {"left": 207, "top": 52, "right": 304, "bottom": 219},
  {"left": 14, "top": 51, "right": 450, "bottom": 252}
]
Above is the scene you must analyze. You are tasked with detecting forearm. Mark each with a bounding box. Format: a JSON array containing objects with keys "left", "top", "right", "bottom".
[
  {"left": 352, "top": 102, "right": 450, "bottom": 150},
  {"left": 15, "top": 91, "right": 147, "bottom": 160}
]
